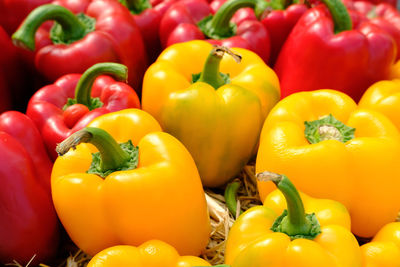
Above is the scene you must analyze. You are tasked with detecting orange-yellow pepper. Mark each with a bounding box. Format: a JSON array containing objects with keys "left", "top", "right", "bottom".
[
  {"left": 359, "top": 79, "right": 400, "bottom": 131},
  {"left": 142, "top": 40, "right": 280, "bottom": 187},
  {"left": 361, "top": 222, "right": 400, "bottom": 267},
  {"left": 225, "top": 172, "right": 361, "bottom": 266},
  {"left": 389, "top": 60, "right": 400, "bottom": 79},
  {"left": 256, "top": 89, "right": 400, "bottom": 238},
  {"left": 51, "top": 109, "right": 211, "bottom": 256},
  {"left": 87, "top": 240, "right": 211, "bottom": 267}
]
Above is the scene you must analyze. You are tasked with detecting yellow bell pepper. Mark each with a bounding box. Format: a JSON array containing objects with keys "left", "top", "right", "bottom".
[
  {"left": 87, "top": 240, "right": 211, "bottom": 267},
  {"left": 142, "top": 40, "right": 280, "bottom": 187},
  {"left": 224, "top": 172, "right": 361, "bottom": 266},
  {"left": 359, "top": 79, "right": 400, "bottom": 131},
  {"left": 256, "top": 89, "right": 400, "bottom": 238},
  {"left": 361, "top": 222, "right": 400, "bottom": 267},
  {"left": 51, "top": 109, "right": 211, "bottom": 256}
]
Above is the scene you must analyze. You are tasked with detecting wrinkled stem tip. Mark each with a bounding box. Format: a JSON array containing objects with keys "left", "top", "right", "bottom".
[
  {"left": 256, "top": 171, "right": 283, "bottom": 184},
  {"left": 56, "top": 130, "right": 92, "bottom": 156},
  {"left": 212, "top": 45, "right": 242, "bottom": 63}
]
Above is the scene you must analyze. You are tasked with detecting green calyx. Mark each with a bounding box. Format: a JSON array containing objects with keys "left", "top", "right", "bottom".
[
  {"left": 63, "top": 62, "right": 128, "bottom": 110},
  {"left": 256, "top": 171, "right": 322, "bottom": 240},
  {"left": 198, "top": 0, "right": 267, "bottom": 40},
  {"left": 319, "top": 0, "right": 352, "bottom": 33},
  {"left": 51, "top": 13, "right": 96, "bottom": 45},
  {"left": 12, "top": 4, "right": 95, "bottom": 51},
  {"left": 193, "top": 45, "right": 241, "bottom": 89},
  {"left": 304, "top": 114, "right": 355, "bottom": 144},
  {"left": 119, "top": 0, "right": 152, "bottom": 14},
  {"left": 88, "top": 139, "right": 139, "bottom": 178},
  {"left": 56, "top": 127, "right": 138, "bottom": 178}
]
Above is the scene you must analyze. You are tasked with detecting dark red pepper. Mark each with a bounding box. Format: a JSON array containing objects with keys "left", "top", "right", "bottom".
[
  {"left": 27, "top": 62, "right": 140, "bottom": 160},
  {"left": 120, "top": 0, "right": 178, "bottom": 63},
  {"left": 210, "top": 0, "right": 308, "bottom": 65},
  {"left": 274, "top": 0, "right": 396, "bottom": 101},
  {"left": 344, "top": 0, "right": 400, "bottom": 60},
  {"left": 0, "top": 111, "right": 59, "bottom": 266},
  {"left": 12, "top": 0, "right": 147, "bottom": 91},
  {"left": 159, "top": 0, "right": 271, "bottom": 63},
  {"left": 0, "top": 0, "right": 52, "bottom": 35}
]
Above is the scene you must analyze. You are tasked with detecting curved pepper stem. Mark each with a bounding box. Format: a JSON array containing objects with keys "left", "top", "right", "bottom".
[
  {"left": 224, "top": 180, "right": 242, "bottom": 218},
  {"left": 319, "top": 0, "right": 352, "bottom": 33},
  {"left": 70, "top": 63, "right": 128, "bottom": 110},
  {"left": 197, "top": 45, "right": 241, "bottom": 89},
  {"left": 12, "top": 4, "right": 90, "bottom": 50},
  {"left": 256, "top": 171, "right": 321, "bottom": 239},
  {"left": 56, "top": 127, "right": 138, "bottom": 177},
  {"left": 119, "top": 0, "right": 152, "bottom": 14},
  {"left": 199, "top": 0, "right": 268, "bottom": 39}
]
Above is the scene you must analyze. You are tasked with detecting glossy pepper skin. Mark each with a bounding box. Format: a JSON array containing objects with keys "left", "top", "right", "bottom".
[
  {"left": 0, "top": 111, "right": 59, "bottom": 265},
  {"left": 27, "top": 62, "right": 140, "bottom": 160},
  {"left": 256, "top": 89, "right": 400, "bottom": 238},
  {"left": 210, "top": 0, "right": 308, "bottom": 66},
  {"left": 225, "top": 172, "right": 361, "bottom": 266},
  {"left": 274, "top": 0, "right": 396, "bottom": 101},
  {"left": 359, "top": 79, "right": 400, "bottom": 133},
  {"left": 0, "top": 27, "right": 13, "bottom": 113},
  {"left": 87, "top": 240, "right": 211, "bottom": 267},
  {"left": 12, "top": 0, "right": 147, "bottom": 90},
  {"left": 0, "top": 0, "right": 51, "bottom": 35},
  {"left": 142, "top": 40, "right": 280, "bottom": 187},
  {"left": 159, "top": 0, "right": 271, "bottom": 63},
  {"left": 120, "top": 0, "right": 178, "bottom": 63},
  {"left": 344, "top": 0, "right": 400, "bottom": 60},
  {"left": 361, "top": 222, "right": 400, "bottom": 267},
  {"left": 51, "top": 109, "right": 211, "bottom": 256}
]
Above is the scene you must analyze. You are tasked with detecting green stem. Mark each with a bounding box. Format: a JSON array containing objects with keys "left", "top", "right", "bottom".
[
  {"left": 56, "top": 127, "right": 130, "bottom": 172},
  {"left": 119, "top": 0, "right": 151, "bottom": 14},
  {"left": 224, "top": 180, "right": 241, "bottom": 218},
  {"left": 256, "top": 171, "right": 321, "bottom": 239},
  {"left": 12, "top": 4, "right": 88, "bottom": 50},
  {"left": 210, "top": 0, "right": 260, "bottom": 37},
  {"left": 197, "top": 46, "right": 241, "bottom": 89},
  {"left": 74, "top": 63, "right": 128, "bottom": 108},
  {"left": 319, "top": 0, "right": 352, "bottom": 33}
]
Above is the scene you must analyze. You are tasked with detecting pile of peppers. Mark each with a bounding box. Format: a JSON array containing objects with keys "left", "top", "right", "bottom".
[{"left": 1, "top": 0, "right": 400, "bottom": 265}]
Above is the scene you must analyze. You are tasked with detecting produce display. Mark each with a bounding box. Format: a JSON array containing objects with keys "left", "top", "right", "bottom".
[{"left": 1, "top": 0, "right": 400, "bottom": 265}]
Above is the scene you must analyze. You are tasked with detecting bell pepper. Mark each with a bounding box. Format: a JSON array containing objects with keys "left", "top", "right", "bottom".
[
  {"left": 119, "top": 0, "right": 178, "bottom": 63},
  {"left": 361, "top": 222, "right": 400, "bottom": 267},
  {"left": 344, "top": 0, "right": 400, "bottom": 60},
  {"left": 27, "top": 62, "right": 140, "bottom": 161},
  {"left": 210, "top": 0, "right": 308, "bottom": 66},
  {"left": 256, "top": 89, "right": 400, "bottom": 238},
  {"left": 51, "top": 108, "right": 211, "bottom": 256},
  {"left": 0, "top": 0, "right": 52, "bottom": 35},
  {"left": 389, "top": 60, "right": 400, "bottom": 78},
  {"left": 142, "top": 40, "right": 280, "bottom": 187},
  {"left": 358, "top": 79, "right": 400, "bottom": 134},
  {"left": 225, "top": 172, "right": 361, "bottom": 266},
  {"left": 274, "top": 0, "right": 396, "bottom": 101},
  {"left": 87, "top": 240, "right": 211, "bottom": 266},
  {"left": 159, "top": 0, "right": 271, "bottom": 63},
  {"left": 0, "top": 111, "right": 59, "bottom": 265},
  {"left": 12, "top": 0, "right": 147, "bottom": 90}
]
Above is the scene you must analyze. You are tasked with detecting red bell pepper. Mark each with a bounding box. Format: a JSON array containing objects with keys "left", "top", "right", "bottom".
[
  {"left": 12, "top": 0, "right": 147, "bottom": 91},
  {"left": 344, "top": 0, "right": 400, "bottom": 60},
  {"left": 0, "top": 111, "right": 59, "bottom": 266},
  {"left": 119, "top": 0, "right": 178, "bottom": 63},
  {"left": 0, "top": 0, "right": 52, "bottom": 35},
  {"left": 27, "top": 62, "right": 140, "bottom": 160},
  {"left": 159, "top": 0, "right": 271, "bottom": 63},
  {"left": 210, "top": 0, "right": 308, "bottom": 65},
  {"left": 274, "top": 0, "right": 396, "bottom": 101}
]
